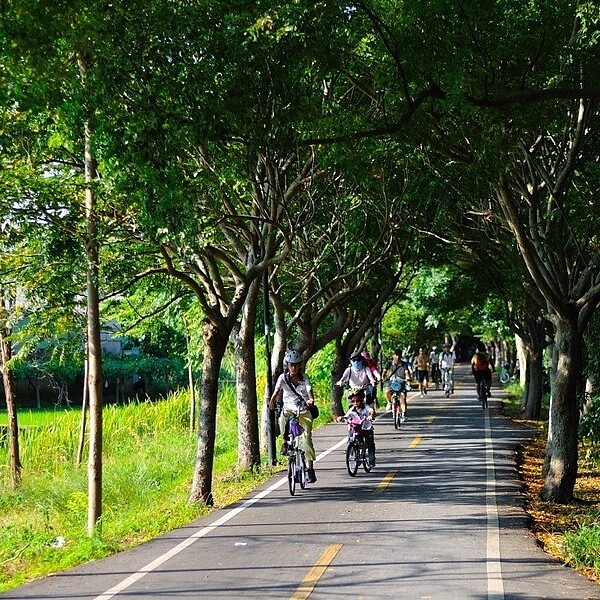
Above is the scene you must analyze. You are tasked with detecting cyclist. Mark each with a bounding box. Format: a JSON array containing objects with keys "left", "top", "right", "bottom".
[
  {"left": 336, "top": 350, "right": 377, "bottom": 411},
  {"left": 415, "top": 347, "right": 429, "bottom": 397},
  {"left": 269, "top": 349, "right": 317, "bottom": 483},
  {"left": 337, "top": 387, "right": 376, "bottom": 466},
  {"left": 429, "top": 346, "right": 441, "bottom": 389},
  {"left": 471, "top": 346, "right": 494, "bottom": 401},
  {"left": 439, "top": 342, "right": 456, "bottom": 397},
  {"left": 361, "top": 350, "right": 382, "bottom": 407},
  {"left": 383, "top": 349, "right": 412, "bottom": 422}
]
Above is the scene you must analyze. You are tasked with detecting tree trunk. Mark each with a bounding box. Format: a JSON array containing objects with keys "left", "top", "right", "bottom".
[
  {"left": 330, "top": 340, "right": 347, "bottom": 417},
  {"left": 0, "top": 330, "right": 21, "bottom": 488},
  {"left": 82, "top": 115, "right": 104, "bottom": 536},
  {"left": 189, "top": 318, "right": 228, "bottom": 506},
  {"left": 76, "top": 359, "right": 89, "bottom": 466},
  {"left": 233, "top": 279, "right": 261, "bottom": 471},
  {"left": 523, "top": 347, "right": 543, "bottom": 420},
  {"left": 541, "top": 318, "right": 582, "bottom": 502}
]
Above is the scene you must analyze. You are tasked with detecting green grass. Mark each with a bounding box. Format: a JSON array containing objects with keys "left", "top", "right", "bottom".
[
  {"left": 0, "top": 387, "right": 290, "bottom": 592},
  {"left": 563, "top": 522, "right": 600, "bottom": 575}
]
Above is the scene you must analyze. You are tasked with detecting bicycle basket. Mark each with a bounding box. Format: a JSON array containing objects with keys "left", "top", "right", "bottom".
[
  {"left": 348, "top": 420, "right": 363, "bottom": 435},
  {"left": 289, "top": 418, "right": 304, "bottom": 437},
  {"left": 389, "top": 380, "right": 403, "bottom": 392}
]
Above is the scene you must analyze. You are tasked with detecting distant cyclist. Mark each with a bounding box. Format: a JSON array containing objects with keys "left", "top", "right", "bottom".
[
  {"left": 471, "top": 346, "right": 494, "bottom": 400},
  {"left": 439, "top": 342, "right": 456, "bottom": 397},
  {"left": 383, "top": 349, "right": 412, "bottom": 422},
  {"left": 429, "top": 346, "right": 440, "bottom": 389}
]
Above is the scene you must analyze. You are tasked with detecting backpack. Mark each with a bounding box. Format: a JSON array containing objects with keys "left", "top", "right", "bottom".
[{"left": 474, "top": 352, "right": 490, "bottom": 370}]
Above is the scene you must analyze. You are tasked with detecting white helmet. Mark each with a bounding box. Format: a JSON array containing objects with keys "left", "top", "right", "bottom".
[{"left": 285, "top": 349, "right": 302, "bottom": 364}]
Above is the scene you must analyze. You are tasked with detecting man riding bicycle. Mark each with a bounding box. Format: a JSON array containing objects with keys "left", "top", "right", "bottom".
[
  {"left": 471, "top": 346, "right": 494, "bottom": 401},
  {"left": 383, "top": 349, "right": 411, "bottom": 422},
  {"left": 439, "top": 342, "right": 456, "bottom": 397}
]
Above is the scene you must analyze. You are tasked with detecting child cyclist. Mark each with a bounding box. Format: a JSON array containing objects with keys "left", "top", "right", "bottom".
[{"left": 336, "top": 388, "right": 376, "bottom": 466}]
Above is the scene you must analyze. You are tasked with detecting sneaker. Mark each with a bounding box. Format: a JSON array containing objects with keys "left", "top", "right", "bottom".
[
  {"left": 280, "top": 441, "right": 289, "bottom": 456},
  {"left": 307, "top": 468, "right": 317, "bottom": 483},
  {"left": 400, "top": 415, "right": 406, "bottom": 423}
]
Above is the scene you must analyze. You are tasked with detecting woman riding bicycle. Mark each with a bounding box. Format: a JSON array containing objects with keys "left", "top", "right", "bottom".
[
  {"left": 269, "top": 349, "right": 318, "bottom": 483},
  {"left": 337, "top": 388, "right": 376, "bottom": 466},
  {"left": 336, "top": 350, "right": 377, "bottom": 411}
]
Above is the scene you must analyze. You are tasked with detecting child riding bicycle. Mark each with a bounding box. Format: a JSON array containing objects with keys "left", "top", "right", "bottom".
[{"left": 337, "top": 388, "right": 376, "bottom": 466}]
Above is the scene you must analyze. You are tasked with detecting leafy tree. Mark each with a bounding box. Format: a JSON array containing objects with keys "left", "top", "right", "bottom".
[{"left": 335, "top": 0, "right": 600, "bottom": 503}]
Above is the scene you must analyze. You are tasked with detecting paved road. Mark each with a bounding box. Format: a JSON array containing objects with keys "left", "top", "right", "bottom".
[{"left": 3, "top": 365, "right": 599, "bottom": 599}]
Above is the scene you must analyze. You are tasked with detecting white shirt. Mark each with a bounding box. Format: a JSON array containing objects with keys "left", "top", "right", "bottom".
[
  {"left": 337, "top": 365, "right": 375, "bottom": 388},
  {"left": 439, "top": 351, "right": 456, "bottom": 369},
  {"left": 273, "top": 372, "right": 313, "bottom": 413},
  {"left": 343, "top": 404, "right": 374, "bottom": 430}
]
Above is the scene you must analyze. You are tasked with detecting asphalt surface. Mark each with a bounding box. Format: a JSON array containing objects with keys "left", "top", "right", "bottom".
[{"left": 3, "top": 365, "right": 599, "bottom": 599}]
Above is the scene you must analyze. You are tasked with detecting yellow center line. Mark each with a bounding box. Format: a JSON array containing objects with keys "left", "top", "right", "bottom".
[
  {"left": 409, "top": 435, "right": 421, "bottom": 448},
  {"left": 291, "top": 543, "right": 343, "bottom": 600},
  {"left": 376, "top": 469, "right": 397, "bottom": 492}
]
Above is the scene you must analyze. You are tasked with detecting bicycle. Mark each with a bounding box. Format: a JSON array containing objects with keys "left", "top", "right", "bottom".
[
  {"left": 477, "top": 378, "right": 490, "bottom": 408},
  {"left": 431, "top": 364, "right": 441, "bottom": 390},
  {"left": 441, "top": 367, "right": 454, "bottom": 398},
  {"left": 284, "top": 408, "right": 308, "bottom": 496},
  {"left": 388, "top": 380, "right": 407, "bottom": 429},
  {"left": 343, "top": 417, "right": 375, "bottom": 476},
  {"left": 499, "top": 363, "right": 518, "bottom": 385}
]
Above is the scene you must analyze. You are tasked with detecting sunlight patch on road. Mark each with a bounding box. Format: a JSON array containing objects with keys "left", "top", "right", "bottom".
[{"left": 291, "top": 543, "right": 343, "bottom": 600}]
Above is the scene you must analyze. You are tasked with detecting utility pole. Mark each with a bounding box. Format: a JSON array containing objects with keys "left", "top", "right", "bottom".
[{"left": 263, "top": 269, "right": 277, "bottom": 465}]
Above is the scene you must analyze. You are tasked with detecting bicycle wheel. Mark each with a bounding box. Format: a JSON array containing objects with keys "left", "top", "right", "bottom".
[
  {"left": 481, "top": 386, "right": 488, "bottom": 408},
  {"left": 363, "top": 446, "right": 373, "bottom": 472},
  {"left": 298, "top": 451, "right": 307, "bottom": 489},
  {"left": 288, "top": 457, "right": 296, "bottom": 496},
  {"left": 477, "top": 383, "right": 487, "bottom": 408},
  {"left": 499, "top": 371, "right": 510, "bottom": 384},
  {"left": 393, "top": 398, "right": 401, "bottom": 429},
  {"left": 346, "top": 443, "right": 359, "bottom": 476}
]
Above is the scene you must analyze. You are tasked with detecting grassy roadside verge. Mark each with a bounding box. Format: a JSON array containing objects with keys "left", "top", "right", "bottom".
[
  {"left": 0, "top": 389, "right": 292, "bottom": 593},
  {"left": 504, "top": 395, "right": 600, "bottom": 583}
]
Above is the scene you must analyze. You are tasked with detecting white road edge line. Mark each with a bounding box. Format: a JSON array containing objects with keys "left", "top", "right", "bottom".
[
  {"left": 485, "top": 409, "right": 505, "bottom": 600},
  {"left": 93, "top": 436, "right": 348, "bottom": 600}
]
